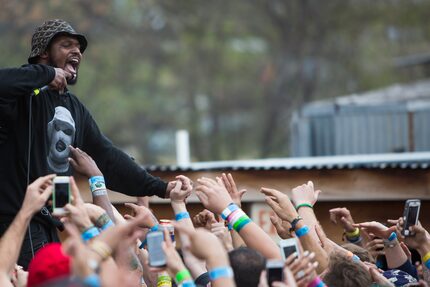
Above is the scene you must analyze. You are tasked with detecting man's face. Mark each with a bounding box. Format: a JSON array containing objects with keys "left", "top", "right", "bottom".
[{"left": 47, "top": 35, "right": 82, "bottom": 85}]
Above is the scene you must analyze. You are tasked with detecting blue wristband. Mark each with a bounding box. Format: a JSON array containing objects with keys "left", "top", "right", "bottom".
[
  {"left": 83, "top": 274, "right": 101, "bottom": 287},
  {"left": 227, "top": 223, "right": 233, "bottom": 231},
  {"left": 89, "top": 176, "right": 106, "bottom": 193},
  {"left": 388, "top": 232, "right": 397, "bottom": 242},
  {"left": 182, "top": 280, "right": 196, "bottom": 287},
  {"left": 150, "top": 224, "right": 160, "bottom": 232},
  {"left": 209, "top": 266, "right": 234, "bottom": 281},
  {"left": 82, "top": 226, "right": 100, "bottom": 242},
  {"left": 424, "top": 258, "right": 430, "bottom": 269},
  {"left": 101, "top": 219, "right": 114, "bottom": 231},
  {"left": 295, "top": 225, "right": 310, "bottom": 238},
  {"left": 175, "top": 212, "right": 190, "bottom": 221},
  {"left": 221, "top": 203, "right": 239, "bottom": 220},
  {"left": 235, "top": 218, "right": 251, "bottom": 232}
]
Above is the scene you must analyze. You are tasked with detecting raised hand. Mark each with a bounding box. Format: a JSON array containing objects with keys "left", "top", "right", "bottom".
[
  {"left": 170, "top": 180, "right": 189, "bottom": 203},
  {"left": 220, "top": 173, "right": 246, "bottom": 207},
  {"left": 22, "top": 174, "right": 55, "bottom": 215},
  {"left": 124, "top": 202, "right": 158, "bottom": 228},
  {"left": 354, "top": 221, "right": 396, "bottom": 240},
  {"left": 68, "top": 146, "right": 102, "bottom": 178},
  {"left": 261, "top": 187, "right": 298, "bottom": 223},
  {"left": 291, "top": 181, "right": 321, "bottom": 207},
  {"left": 211, "top": 221, "right": 233, "bottom": 251},
  {"left": 329, "top": 207, "right": 356, "bottom": 232},
  {"left": 193, "top": 209, "right": 217, "bottom": 230},
  {"left": 49, "top": 68, "right": 72, "bottom": 94},
  {"left": 63, "top": 177, "right": 92, "bottom": 231},
  {"left": 195, "top": 177, "right": 233, "bottom": 214},
  {"left": 270, "top": 214, "right": 292, "bottom": 239}
]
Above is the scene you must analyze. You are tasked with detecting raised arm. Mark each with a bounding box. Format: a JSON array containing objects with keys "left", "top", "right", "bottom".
[
  {"left": 195, "top": 177, "right": 281, "bottom": 259},
  {"left": 0, "top": 174, "right": 55, "bottom": 283}
]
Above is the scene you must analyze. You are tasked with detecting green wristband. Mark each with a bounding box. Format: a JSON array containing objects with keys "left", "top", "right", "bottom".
[
  {"left": 175, "top": 269, "right": 192, "bottom": 284},
  {"left": 296, "top": 203, "right": 313, "bottom": 210}
]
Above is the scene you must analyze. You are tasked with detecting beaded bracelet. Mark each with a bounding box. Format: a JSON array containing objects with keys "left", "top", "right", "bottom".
[
  {"left": 175, "top": 212, "right": 190, "bottom": 221},
  {"left": 209, "top": 266, "right": 234, "bottom": 281}
]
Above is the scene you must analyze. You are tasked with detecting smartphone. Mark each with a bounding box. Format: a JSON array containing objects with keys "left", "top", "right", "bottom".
[
  {"left": 279, "top": 238, "right": 299, "bottom": 260},
  {"left": 53, "top": 176, "right": 70, "bottom": 215},
  {"left": 402, "top": 199, "right": 421, "bottom": 236},
  {"left": 147, "top": 231, "right": 166, "bottom": 267},
  {"left": 266, "top": 260, "right": 284, "bottom": 285}
]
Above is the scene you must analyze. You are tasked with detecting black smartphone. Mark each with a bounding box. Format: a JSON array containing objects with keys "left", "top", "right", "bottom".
[
  {"left": 53, "top": 176, "right": 70, "bottom": 215},
  {"left": 147, "top": 231, "right": 166, "bottom": 267},
  {"left": 266, "top": 260, "right": 284, "bottom": 285},
  {"left": 402, "top": 199, "right": 421, "bottom": 236}
]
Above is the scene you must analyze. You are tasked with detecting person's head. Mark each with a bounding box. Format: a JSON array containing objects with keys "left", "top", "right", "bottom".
[
  {"left": 28, "top": 19, "right": 88, "bottom": 85},
  {"left": 342, "top": 243, "right": 374, "bottom": 263},
  {"left": 322, "top": 252, "right": 372, "bottom": 287},
  {"left": 27, "top": 243, "right": 71, "bottom": 287},
  {"left": 47, "top": 106, "right": 76, "bottom": 172},
  {"left": 228, "top": 247, "right": 266, "bottom": 287}
]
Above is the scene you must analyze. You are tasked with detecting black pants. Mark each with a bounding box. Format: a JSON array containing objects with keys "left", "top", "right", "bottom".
[{"left": 0, "top": 220, "right": 60, "bottom": 270}]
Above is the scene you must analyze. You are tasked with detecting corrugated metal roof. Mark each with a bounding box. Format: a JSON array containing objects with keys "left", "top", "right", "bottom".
[{"left": 145, "top": 152, "right": 430, "bottom": 172}]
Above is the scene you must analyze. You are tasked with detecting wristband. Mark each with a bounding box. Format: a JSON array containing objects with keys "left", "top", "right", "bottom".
[
  {"left": 151, "top": 224, "right": 160, "bottom": 232},
  {"left": 221, "top": 203, "right": 239, "bottom": 220},
  {"left": 90, "top": 240, "right": 112, "bottom": 261},
  {"left": 157, "top": 274, "right": 172, "bottom": 287},
  {"left": 175, "top": 269, "right": 192, "bottom": 284},
  {"left": 423, "top": 252, "right": 430, "bottom": 269},
  {"left": 175, "top": 212, "right": 190, "bottom": 221},
  {"left": 345, "top": 228, "right": 360, "bottom": 238},
  {"left": 296, "top": 203, "right": 313, "bottom": 210},
  {"left": 83, "top": 274, "right": 101, "bottom": 287},
  {"left": 289, "top": 216, "right": 303, "bottom": 232},
  {"left": 235, "top": 217, "right": 252, "bottom": 232},
  {"left": 227, "top": 209, "right": 251, "bottom": 232},
  {"left": 295, "top": 225, "right": 310, "bottom": 238},
  {"left": 89, "top": 176, "right": 106, "bottom": 194},
  {"left": 101, "top": 219, "right": 114, "bottom": 231},
  {"left": 208, "top": 266, "right": 234, "bottom": 281},
  {"left": 346, "top": 236, "right": 362, "bottom": 244},
  {"left": 387, "top": 231, "right": 397, "bottom": 242},
  {"left": 181, "top": 280, "right": 196, "bottom": 287},
  {"left": 82, "top": 226, "right": 100, "bottom": 242},
  {"left": 308, "top": 276, "right": 327, "bottom": 287}
]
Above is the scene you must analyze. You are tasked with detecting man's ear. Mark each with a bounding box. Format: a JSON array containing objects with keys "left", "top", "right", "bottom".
[{"left": 39, "top": 51, "right": 48, "bottom": 60}]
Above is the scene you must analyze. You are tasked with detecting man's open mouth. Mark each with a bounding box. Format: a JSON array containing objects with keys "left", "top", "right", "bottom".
[
  {"left": 65, "top": 57, "right": 80, "bottom": 79},
  {"left": 56, "top": 140, "right": 67, "bottom": 152}
]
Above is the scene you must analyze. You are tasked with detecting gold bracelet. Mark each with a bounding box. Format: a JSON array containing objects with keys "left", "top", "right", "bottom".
[{"left": 89, "top": 240, "right": 112, "bottom": 261}]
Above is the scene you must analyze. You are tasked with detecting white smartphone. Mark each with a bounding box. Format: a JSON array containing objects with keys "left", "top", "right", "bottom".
[
  {"left": 147, "top": 231, "right": 166, "bottom": 267},
  {"left": 279, "top": 238, "right": 299, "bottom": 260},
  {"left": 402, "top": 199, "right": 421, "bottom": 236},
  {"left": 266, "top": 259, "right": 284, "bottom": 285},
  {"left": 53, "top": 176, "right": 70, "bottom": 215}
]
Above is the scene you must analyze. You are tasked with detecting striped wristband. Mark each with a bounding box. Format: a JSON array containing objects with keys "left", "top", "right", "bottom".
[
  {"left": 423, "top": 252, "right": 430, "bottom": 269},
  {"left": 227, "top": 209, "right": 251, "bottom": 232}
]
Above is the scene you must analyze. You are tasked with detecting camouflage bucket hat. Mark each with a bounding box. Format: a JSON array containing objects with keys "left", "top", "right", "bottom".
[{"left": 28, "top": 19, "right": 87, "bottom": 64}]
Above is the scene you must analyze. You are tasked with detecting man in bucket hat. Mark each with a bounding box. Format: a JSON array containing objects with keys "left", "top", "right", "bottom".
[{"left": 0, "top": 19, "right": 180, "bottom": 269}]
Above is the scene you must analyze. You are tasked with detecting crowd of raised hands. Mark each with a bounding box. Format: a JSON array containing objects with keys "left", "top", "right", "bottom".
[{"left": 0, "top": 148, "right": 429, "bottom": 287}]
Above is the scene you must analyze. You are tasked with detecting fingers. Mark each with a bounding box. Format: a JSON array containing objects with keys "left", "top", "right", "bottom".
[
  {"left": 124, "top": 202, "right": 140, "bottom": 213},
  {"left": 69, "top": 176, "right": 83, "bottom": 204},
  {"left": 260, "top": 187, "right": 281, "bottom": 197}
]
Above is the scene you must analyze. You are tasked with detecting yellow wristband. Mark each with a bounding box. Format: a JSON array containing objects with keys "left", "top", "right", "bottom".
[
  {"left": 423, "top": 251, "right": 430, "bottom": 264},
  {"left": 345, "top": 228, "right": 360, "bottom": 238}
]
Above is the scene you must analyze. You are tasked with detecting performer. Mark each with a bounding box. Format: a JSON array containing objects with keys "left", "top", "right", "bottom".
[{"left": 0, "top": 19, "right": 177, "bottom": 268}]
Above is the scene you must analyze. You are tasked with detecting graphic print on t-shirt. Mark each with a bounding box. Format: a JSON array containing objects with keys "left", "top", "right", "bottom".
[{"left": 46, "top": 106, "right": 75, "bottom": 173}]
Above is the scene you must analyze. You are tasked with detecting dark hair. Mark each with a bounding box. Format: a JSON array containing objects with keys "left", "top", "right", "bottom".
[
  {"left": 323, "top": 252, "right": 372, "bottom": 287},
  {"left": 228, "top": 247, "right": 266, "bottom": 287}
]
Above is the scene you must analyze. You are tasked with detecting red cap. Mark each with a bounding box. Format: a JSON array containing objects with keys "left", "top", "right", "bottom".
[{"left": 27, "top": 243, "right": 71, "bottom": 287}]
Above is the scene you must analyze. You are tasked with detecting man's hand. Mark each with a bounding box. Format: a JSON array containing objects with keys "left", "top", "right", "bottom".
[
  {"left": 291, "top": 181, "right": 321, "bottom": 207},
  {"left": 260, "top": 187, "right": 298, "bottom": 223},
  {"left": 354, "top": 221, "right": 396, "bottom": 240},
  {"left": 270, "top": 214, "right": 292, "bottom": 239},
  {"left": 192, "top": 209, "right": 217, "bottom": 230},
  {"left": 63, "top": 177, "right": 93, "bottom": 231},
  {"left": 68, "top": 146, "right": 102, "bottom": 178},
  {"left": 329, "top": 207, "right": 355, "bottom": 232},
  {"left": 124, "top": 202, "right": 158, "bottom": 228},
  {"left": 195, "top": 177, "right": 233, "bottom": 214},
  {"left": 165, "top": 175, "right": 193, "bottom": 199},
  {"left": 22, "top": 174, "right": 55, "bottom": 215},
  {"left": 49, "top": 68, "right": 72, "bottom": 94},
  {"left": 170, "top": 180, "right": 191, "bottom": 204}
]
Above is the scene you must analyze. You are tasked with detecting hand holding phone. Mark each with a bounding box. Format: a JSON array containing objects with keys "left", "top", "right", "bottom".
[
  {"left": 53, "top": 176, "right": 70, "bottom": 215},
  {"left": 279, "top": 238, "right": 299, "bottom": 260},
  {"left": 147, "top": 231, "right": 166, "bottom": 267},
  {"left": 402, "top": 199, "right": 421, "bottom": 236},
  {"left": 266, "top": 260, "right": 284, "bottom": 285}
]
